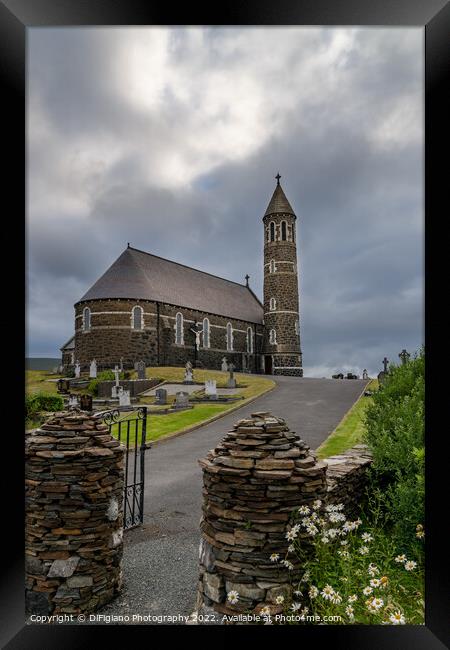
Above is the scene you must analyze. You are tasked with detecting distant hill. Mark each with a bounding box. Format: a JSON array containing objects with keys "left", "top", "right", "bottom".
[{"left": 26, "top": 358, "right": 60, "bottom": 371}]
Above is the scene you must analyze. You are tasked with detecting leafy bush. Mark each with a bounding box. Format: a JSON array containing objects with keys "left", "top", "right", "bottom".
[
  {"left": 87, "top": 370, "right": 124, "bottom": 396},
  {"left": 363, "top": 348, "right": 424, "bottom": 548},
  {"left": 25, "top": 393, "right": 64, "bottom": 419}
]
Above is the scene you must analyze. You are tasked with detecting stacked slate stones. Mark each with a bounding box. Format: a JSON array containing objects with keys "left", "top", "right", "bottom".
[
  {"left": 325, "top": 444, "right": 373, "bottom": 515},
  {"left": 25, "top": 411, "right": 125, "bottom": 616},
  {"left": 197, "top": 411, "right": 328, "bottom": 619}
]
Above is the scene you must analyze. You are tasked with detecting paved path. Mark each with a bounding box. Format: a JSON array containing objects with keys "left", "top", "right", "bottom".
[{"left": 101, "top": 376, "right": 367, "bottom": 622}]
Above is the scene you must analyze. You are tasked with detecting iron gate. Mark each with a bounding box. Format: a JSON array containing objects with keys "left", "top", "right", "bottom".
[{"left": 97, "top": 406, "right": 149, "bottom": 530}]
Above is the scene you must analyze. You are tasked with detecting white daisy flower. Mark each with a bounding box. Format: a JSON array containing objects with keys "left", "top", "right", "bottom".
[
  {"left": 282, "top": 560, "right": 294, "bottom": 570},
  {"left": 345, "top": 605, "right": 354, "bottom": 618},
  {"left": 361, "top": 532, "right": 373, "bottom": 542},
  {"left": 362, "top": 586, "right": 373, "bottom": 596},
  {"left": 308, "top": 585, "right": 319, "bottom": 599},
  {"left": 340, "top": 540, "right": 348, "bottom": 546},
  {"left": 416, "top": 530, "right": 425, "bottom": 539},
  {"left": 321, "top": 536, "right": 330, "bottom": 544},
  {"left": 300, "top": 570, "right": 310, "bottom": 582},
  {"left": 395, "top": 554, "right": 407, "bottom": 563},
  {"left": 370, "top": 597, "right": 384, "bottom": 610},
  {"left": 312, "top": 499, "right": 322, "bottom": 510},
  {"left": 368, "top": 564, "right": 379, "bottom": 576},
  {"left": 286, "top": 529, "right": 297, "bottom": 541},
  {"left": 348, "top": 594, "right": 358, "bottom": 603},
  {"left": 260, "top": 606, "right": 271, "bottom": 616},
  {"left": 335, "top": 503, "right": 345, "bottom": 511},
  {"left": 321, "top": 585, "right": 334, "bottom": 600},
  {"left": 359, "top": 545, "right": 369, "bottom": 555},
  {"left": 298, "top": 505, "right": 310, "bottom": 515},
  {"left": 301, "top": 606, "right": 309, "bottom": 616},
  {"left": 389, "top": 611, "right": 406, "bottom": 625},
  {"left": 306, "top": 524, "right": 318, "bottom": 536},
  {"left": 337, "top": 549, "right": 350, "bottom": 558},
  {"left": 270, "top": 553, "right": 279, "bottom": 562},
  {"left": 331, "top": 592, "right": 342, "bottom": 605},
  {"left": 275, "top": 595, "right": 285, "bottom": 605},
  {"left": 404, "top": 560, "right": 417, "bottom": 571},
  {"left": 227, "top": 590, "right": 239, "bottom": 604},
  {"left": 288, "top": 544, "right": 295, "bottom": 553},
  {"left": 327, "top": 528, "right": 339, "bottom": 539},
  {"left": 370, "top": 578, "right": 381, "bottom": 588}
]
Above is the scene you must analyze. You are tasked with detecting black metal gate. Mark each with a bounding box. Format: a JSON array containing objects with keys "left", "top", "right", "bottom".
[{"left": 97, "top": 406, "right": 149, "bottom": 530}]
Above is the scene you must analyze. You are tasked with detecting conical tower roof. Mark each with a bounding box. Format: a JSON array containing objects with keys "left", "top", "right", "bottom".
[{"left": 264, "top": 174, "right": 296, "bottom": 217}]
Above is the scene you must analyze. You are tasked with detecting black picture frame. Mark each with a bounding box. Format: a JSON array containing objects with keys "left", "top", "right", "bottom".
[{"left": 2, "top": 0, "right": 448, "bottom": 646}]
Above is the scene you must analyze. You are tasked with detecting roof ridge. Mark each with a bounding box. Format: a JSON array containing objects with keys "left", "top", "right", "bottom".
[{"left": 128, "top": 246, "right": 250, "bottom": 290}]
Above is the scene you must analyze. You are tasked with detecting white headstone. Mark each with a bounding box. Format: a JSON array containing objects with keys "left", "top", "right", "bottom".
[
  {"left": 205, "top": 380, "right": 217, "bottom": 396},
  {"left": 119, "top": 389, "right": 131, "bottom": 406},
  {"left": 221, "top": 357, "right": 228, "bottom": 372},
  {"left": 68, "top": 394, "right": 78, "bottom": 408},
  {"left": 74, "top": 361, "right": 80, "bottom": 378},
  {"left": 89, "top": 359, "right": 97, "bottom": 378}
]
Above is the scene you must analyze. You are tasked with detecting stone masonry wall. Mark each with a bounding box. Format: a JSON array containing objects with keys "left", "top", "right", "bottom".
[
  {"left": 195, "top": 414, "right": 372, "bottom": 623},
  {"left": 325, "top": 444, "right": 373, "bottom": 516},
  {"left": 74, "top": 299, "right": 263, "bottom": 373},
  {"left": 196, "top": 411, "right": 327, "bottom": 620},
  {"left": 25, "top": 411, "right": 125, "bottom": 615}
]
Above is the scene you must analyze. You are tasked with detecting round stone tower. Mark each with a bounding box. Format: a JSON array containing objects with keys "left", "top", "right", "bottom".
[{"left": 262, "top": 174, "right": 303, "bottom": 376}]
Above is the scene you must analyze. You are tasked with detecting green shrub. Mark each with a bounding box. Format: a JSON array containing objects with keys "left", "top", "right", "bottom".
[
  {"left": 363, "top": 348, "right": 424, "bottom": 548},
  {"left": 25, "top": 393, "right": 64, "bottom": 419}
]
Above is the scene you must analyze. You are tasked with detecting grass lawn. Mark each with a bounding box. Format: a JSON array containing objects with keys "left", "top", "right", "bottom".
[
  {"left": 316, "top": 378, "right": 378, "bottom": 459},
  {"left": 109, "top": 367, "right": 275, "bottom": 444},
  {"left": 26, "top": 370, "right": 64, "bottom": 395}
]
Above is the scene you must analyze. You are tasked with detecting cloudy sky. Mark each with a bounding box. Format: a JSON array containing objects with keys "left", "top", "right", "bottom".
[{"left": 27, "top": 27, "right": 424, "bottom": 377}]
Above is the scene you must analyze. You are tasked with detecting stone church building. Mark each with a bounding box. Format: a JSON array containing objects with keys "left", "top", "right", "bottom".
[{"left": 61, "top": 176, "right": 303, "bottom": 376}]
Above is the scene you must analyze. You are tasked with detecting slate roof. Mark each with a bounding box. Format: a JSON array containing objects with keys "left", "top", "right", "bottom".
[
  {"left": 78, "top": 247, "right": 264, "bottom": 324},
  {"left": 264, "top": 181, "right": 296, "bottom": 217},
  {"left": 60, "top": 335, "right": 75, "bottom": 351}
]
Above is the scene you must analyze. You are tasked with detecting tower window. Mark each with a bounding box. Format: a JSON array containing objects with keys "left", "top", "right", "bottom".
[
  {"left": 246, "top": 327, "right": 253, "bottom": 354},
  {"left": 203, "top": 318, "right": 210, "bottom": 348},
  {"left": 281, "top": 221, "right": 287, "bottom": 241},
  {"left": 131, "top": 305, "right": 144, "bottom": 330},
  {"left": 295, "top": 320, "right": 299, "bottom": 335},
  {"left": 175, "top": 312, "right": 184, "bottom": 345},
  {"left": 269, "top": 329, "right": 277, "bottom": 345},
  {"left": 82, "top": 307, "right": 91, "bottom": 332},
  {"left": 269, "top": 297, "right": 276, "bottom": 311},
  {"left": 269, "top": 259, "right": 276, "bottom": 273},
  {"left": 226, "top": 322, "right": 234, "bottom": 352},
  {"left": 269, "top": 221, "right": 275, "bottom": 242}
]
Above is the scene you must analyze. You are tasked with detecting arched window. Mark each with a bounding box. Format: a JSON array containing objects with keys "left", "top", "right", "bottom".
[
  {"left": 269, "top": 297, "right": 276, "bottom": 311},
  {"left": 269, "top": 329, "right": 277, "bottom": 345},
  {"left": 281, "top": 221, "right": 287, "bottom": 241},
  {"left": 131, "top": 305, "right": 143, "bottom": 330},
  {"left": 226, "top": 322, "right": 234, "bottom": 352},
  {"left": 295, "top": 320, "right": 299, "bottom": 335},
  {"left": 269, "top": 259, "right": 276, "bottom": 273},
  {"left": 246, "top": 327, "right": 253, "bottom": 354},
  {"left": 82, "top": 307, "right": 91, "bottom": 332},
  {"left": 203, "top": 318, "right": 210, "bottom": 348},
  {"left": 175, "top": 312, "right": 184, "bottom": 345},
  {"left": 269, "top": 221, "right": 275, "bottom": 242}
]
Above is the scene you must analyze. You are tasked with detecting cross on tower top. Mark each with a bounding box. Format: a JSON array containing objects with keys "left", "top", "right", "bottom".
[
  {"left": 275, "top": 172, "right": 281, "bottom": 185},
  {"left": 245, "top": 274, "right": 250, "bottom": 287}
]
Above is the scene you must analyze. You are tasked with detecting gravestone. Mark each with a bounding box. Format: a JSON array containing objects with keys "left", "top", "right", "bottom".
[
  {"left": 226, "top": 363, "right": 236, "bottom": 389},
  {"left": 155, "top": 388, "right": 167, "bottom": 405},
  {"left": 205, "top": 379, "right": 217, "bottom": 398},
  {"left": 362, "top": 369, "right": 368, "bottom": 380},
  {"left": 398, "top": 349, "right": 410, "bottom": 366},
  {"left": 74, "top": 361, "right": 80, "bottom": 379},
  {"left": 68, "top": 394, "right": 79, "bottom": 408},
  {"left": 136, "top": 360, "right": 146, "bottom": 380},
  {"left": 111, "top": 365, "right": 121, "bottom": 398},
  {"left": 79, "top": 394, "right": 93, "bottom": 411},
  {"left": 119, "top": 389, "right": 131, "bottom": 407},
  {"left": 174, "top": 391, "right": 189, "bottom": 409},
  {"left": 89, "top": 359, "right": 97, "bottom": 379},
  {"left": 184, "top": 361, "right": 194, "bottom": 384},
  {"left": 221, "top": 357, "right": 228, "bottom": 373}
]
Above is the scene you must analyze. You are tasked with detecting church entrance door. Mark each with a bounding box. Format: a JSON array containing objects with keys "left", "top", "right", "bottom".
[{"left": 265, "top": 355, "right": 273, "bottom": 375}]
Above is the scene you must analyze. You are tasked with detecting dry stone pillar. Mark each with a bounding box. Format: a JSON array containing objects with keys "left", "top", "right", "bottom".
[
  {"left": 196, "top": 411, "right": 327, "bottom": 620},
  {"left": 25, "top": 410, "right": 125, "bottom": 615}
]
